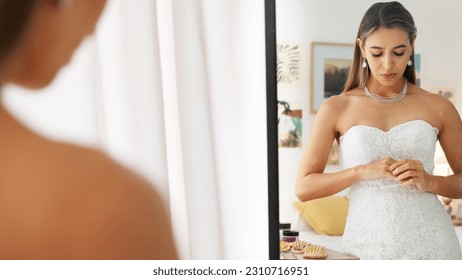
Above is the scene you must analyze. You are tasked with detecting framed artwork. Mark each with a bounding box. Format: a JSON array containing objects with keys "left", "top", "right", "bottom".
[
  {"left": 276, "top": 44, "right": 301, "bottom": 87},
  {"left": 310, "top": 42, "right": 354, "bottom": 113},
  {"left": 414, "top": 53, "right": 421, "bottom": 86},
  {"left": 277, "top": 100, "right": 302, "bottom": 148}
]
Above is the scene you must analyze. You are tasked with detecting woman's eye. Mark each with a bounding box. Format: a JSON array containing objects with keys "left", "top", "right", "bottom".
[
  {"left": 371, "top": 53, "right": 382, "bottom": 57},
  {"left": 394, "top": 52, "right": 405, "bottom": 56}
]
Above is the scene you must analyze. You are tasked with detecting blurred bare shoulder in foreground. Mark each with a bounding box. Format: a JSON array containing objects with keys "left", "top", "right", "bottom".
[
  {"left": 0, "top": 0, "right": 177, "bottom": 259},
  {"left": 0, "top": 106, "right": 177, "bottom": 259}
]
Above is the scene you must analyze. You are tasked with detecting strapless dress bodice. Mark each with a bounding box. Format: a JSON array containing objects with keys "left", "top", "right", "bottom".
[{"left": 340, "top": 119, "right": 438, "bottom": 173}]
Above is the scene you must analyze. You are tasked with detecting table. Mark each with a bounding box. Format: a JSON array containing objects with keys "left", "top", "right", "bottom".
[{"left": 280, "top": 248, "right": 359, "bottom": 260}]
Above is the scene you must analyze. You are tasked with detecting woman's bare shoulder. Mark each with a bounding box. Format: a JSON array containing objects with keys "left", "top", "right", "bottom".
[
  {"left": 52, "top": 142, "right": 178, "bottom": 259},
  {"left": 413, "top": 86, "right": 456, "bottom": 113},
  {"left": 0, "top": 137, "right": 177, "bottom": 259},
  {"left": 318, "top": 89, "right": 360, "bottom": 114},
  {"left": 407, "top": 86, "right": 459, "bottom": 131}
]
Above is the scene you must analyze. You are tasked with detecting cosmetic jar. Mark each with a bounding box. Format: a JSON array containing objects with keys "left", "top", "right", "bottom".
[
  {"left": 282, "top": 230, "right": 299, "bottom": 242},
  {"left": 279, "top": 223, "right": 291, "bottom": 240}
]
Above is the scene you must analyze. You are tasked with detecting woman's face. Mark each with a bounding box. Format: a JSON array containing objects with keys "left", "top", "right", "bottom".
[
  {"left": 359, "top": 27, "right": 413, "bottom": 88},
  {"left": 0, "top": 0, "right": 107, "bottom": 89}
]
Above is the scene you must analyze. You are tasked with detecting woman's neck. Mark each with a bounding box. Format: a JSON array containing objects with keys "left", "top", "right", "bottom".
[{"left": 365, "top": 77, "right": 406, "bottom": 98}]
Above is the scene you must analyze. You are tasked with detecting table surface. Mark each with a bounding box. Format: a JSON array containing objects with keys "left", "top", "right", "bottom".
[{"left": 280, "top": 248, "right": 359, "bottom": 260}]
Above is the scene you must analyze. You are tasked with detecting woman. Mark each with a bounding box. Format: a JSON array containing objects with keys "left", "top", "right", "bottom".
[
  {"left": 0, "top": 0, "right": 177, "bottom": 259},
  {"left": 295, "top": 1, "right": 462, "bottom": 259}
]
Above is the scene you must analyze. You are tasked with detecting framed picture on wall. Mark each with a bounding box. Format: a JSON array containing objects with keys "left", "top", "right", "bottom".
[
  {"left": 310, "top": 42, "right": 354, "bottom": 113},
  {"left": 276, "top": 43, "right": 302, "bottom": 87},
  {"left": 277, "top": 100, "right": 302, "bottom": 148},
  {"left": 414, "top": 53, "right": 421, "bottom": 86}
]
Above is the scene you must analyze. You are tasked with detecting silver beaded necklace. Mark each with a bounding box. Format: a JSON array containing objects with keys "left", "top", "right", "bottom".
[{"left": 364, "top": 79, "right": 408, "bottom": 104}]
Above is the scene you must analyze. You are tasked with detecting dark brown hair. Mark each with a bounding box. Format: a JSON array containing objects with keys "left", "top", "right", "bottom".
[
  {"left": 0, "top": 0, "right": 38, "bottom": 65},
  {"left": 344, "top": 1, "right": 417, "bottom": 92}
]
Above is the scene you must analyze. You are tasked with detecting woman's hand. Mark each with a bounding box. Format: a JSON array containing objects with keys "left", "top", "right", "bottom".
[
  {"left": 359, "top": 156, "right": 398, "bottom": 180},
  {"left": 389, "top": 159, "right": 434, "bottom": 192}
]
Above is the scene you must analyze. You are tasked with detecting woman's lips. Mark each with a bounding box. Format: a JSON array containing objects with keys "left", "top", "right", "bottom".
[{"left": 381, "top": 73, "right": 396, "bottom": 80}]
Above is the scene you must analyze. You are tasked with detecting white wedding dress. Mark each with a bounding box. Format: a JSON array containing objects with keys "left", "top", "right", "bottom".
[{"left": 340, "top": 119, "right": 462, "bottom": 259}]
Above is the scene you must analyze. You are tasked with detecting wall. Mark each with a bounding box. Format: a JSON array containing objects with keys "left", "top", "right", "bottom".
[{"left": 276, "top": 0, "right": 462, "bottom": 224}]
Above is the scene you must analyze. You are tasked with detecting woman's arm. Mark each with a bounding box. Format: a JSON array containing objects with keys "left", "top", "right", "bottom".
[
  {"left": 434, "top": 99, "right": 462, "bottom": 198},
  {"left": 391, "top": 97, "right": 462, "bottom": 198}
]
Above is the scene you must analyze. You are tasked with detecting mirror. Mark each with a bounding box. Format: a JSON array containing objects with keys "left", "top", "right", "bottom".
[
  {"left": 269, "top": 0, "right": 462, "bottom": 259},
  {"left": 265, "top": 0, "right": 279, "bottom": 260}
]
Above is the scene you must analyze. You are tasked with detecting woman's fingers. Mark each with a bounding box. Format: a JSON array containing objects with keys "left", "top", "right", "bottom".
[
  {"left": 390, "top": 159, "right": 423, "bottom": 175},
  {"left": 395, "top": 170, "right": 418, "bottom": 182}
]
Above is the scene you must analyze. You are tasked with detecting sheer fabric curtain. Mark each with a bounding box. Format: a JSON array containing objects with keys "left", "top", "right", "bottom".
[{"left": 2, "top": 0, "right": 268, "bottom": 259}]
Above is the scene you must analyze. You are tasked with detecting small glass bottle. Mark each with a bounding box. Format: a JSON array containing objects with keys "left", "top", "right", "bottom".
[
  {"left": 279, "top": 223, "right": 291, "bottom": 240},
  {"left": 282, "top": 230, "right": 299, "bottom": 242}
]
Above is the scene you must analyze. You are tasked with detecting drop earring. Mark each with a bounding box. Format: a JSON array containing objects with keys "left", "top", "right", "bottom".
[
  {"left": 407, "top": 59, "right": 413, "bottom": 66},
  {"left": 362, "top": 59, "right": 368, "bottom": 69}
]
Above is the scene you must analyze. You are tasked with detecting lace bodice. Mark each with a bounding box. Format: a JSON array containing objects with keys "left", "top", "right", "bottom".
[
  {"left": 340, "top": 119, "right": 438, "bottom": 174},
  {"left": 340, "top": 119, "right": 462, "bottom": 259}
]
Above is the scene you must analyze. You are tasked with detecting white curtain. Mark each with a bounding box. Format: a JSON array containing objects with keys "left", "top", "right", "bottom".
[{"left": 2, "top": 0, "right": 268, "bottom": 259}]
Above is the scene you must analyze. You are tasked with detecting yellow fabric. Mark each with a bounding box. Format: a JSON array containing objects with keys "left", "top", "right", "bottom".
[{"left": 293, "top": 196, "right": 349, "bottom": 236}]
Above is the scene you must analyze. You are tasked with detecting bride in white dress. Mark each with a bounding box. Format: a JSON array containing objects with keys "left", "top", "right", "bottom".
[{"left": 295, "top": 2, "right": 462, "bottom": 259}]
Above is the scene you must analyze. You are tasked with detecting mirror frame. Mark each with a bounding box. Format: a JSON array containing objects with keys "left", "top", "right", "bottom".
[{"left": 265, "top": 0, "right": 279, "bottom": 260}]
